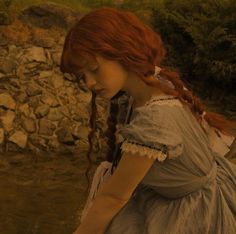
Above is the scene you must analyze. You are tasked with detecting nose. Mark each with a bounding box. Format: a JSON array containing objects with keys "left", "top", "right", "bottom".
[{"left": 84, "top": 74, "right": 96, "bottom": 90}]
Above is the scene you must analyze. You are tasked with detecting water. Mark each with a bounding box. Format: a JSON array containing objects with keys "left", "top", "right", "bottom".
[{"left": 0, "top": 151, "right": 97, "bottom": 234}]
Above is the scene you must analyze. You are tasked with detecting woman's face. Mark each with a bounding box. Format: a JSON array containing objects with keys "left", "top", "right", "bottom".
[{"left": 74, "top": 55, "right": 128, "bottom": 99}]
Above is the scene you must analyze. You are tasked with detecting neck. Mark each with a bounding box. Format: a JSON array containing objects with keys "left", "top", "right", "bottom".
[{"left": 122, "top": 74, "right": 165, "bottom": 108}]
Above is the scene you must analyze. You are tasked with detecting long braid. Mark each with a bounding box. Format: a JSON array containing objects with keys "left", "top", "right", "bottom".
[
  {"left": 84, "top": 91, "right": 98, "bottom": 194},
  {"left": 104, "top": 91, "right": 130, "bottom": 166},
  {"left": 141, "top": 65, "right": 235, "bottom": 135},
  {"left": 83, "top": 91, "right": 130, "bottom": 195},
  {"left": 158, "top": 67, "right": 236, "bottom": 135},
  {"left": 104, "top": 99, "right": 120, "bottom": 163}
]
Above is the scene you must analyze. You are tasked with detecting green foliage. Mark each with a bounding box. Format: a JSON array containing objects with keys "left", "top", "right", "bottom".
[
  {"left": 151, "top": 0, "right": 236, "bottom": 96},
  {"left": 7, "top": 0, "right": 91, "bottom": 16},
  {"left": 0, "top": 0, "right": 13, "bottom": 24},
  {"left": 0, "top": 0, "right": 13, "bottom": 12}
]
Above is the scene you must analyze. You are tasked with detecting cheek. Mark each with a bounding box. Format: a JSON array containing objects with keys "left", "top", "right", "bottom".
[{"left": 99, "top": 63, "right": 127, "bottom": 87}]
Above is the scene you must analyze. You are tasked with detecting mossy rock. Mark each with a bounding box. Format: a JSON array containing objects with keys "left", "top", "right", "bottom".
[{"left": 19, "top": 2, "right": 81, "bottom": 29}]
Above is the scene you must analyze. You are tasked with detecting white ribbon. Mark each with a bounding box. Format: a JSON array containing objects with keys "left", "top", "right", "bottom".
[{"left": 154, "top": 65, "right": 162, "bottom": 77}]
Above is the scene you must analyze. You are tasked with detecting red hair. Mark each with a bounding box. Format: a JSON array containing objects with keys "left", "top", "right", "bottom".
[{"left": 60, "top": 7, "right": 236, "bottom": 193}]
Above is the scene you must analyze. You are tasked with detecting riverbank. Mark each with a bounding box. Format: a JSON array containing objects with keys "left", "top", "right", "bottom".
[{"left": 0, "top": 151, "right": 99, "bottom": 234}]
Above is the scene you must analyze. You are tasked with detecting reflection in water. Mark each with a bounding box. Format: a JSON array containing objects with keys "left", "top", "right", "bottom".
[{"left": 0, "top": 152, "right": 96, "bottom": 234}]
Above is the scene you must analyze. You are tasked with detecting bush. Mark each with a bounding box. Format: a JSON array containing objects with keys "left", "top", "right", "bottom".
[
  {"left": 151, "top": 0, "right": 236, "bottom": 98},
  {"left": 0, "top": 0, "right": 13, "bottom": 24}
]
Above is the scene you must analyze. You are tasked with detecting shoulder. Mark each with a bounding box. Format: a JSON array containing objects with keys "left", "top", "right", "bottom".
[{"left": 116, "top": 98, "right": 184, "bottom": 162}]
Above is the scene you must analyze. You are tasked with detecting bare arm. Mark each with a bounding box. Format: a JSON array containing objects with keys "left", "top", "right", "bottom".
[{"left": 73, "top": 151, "right": 156, "bottom": 234}]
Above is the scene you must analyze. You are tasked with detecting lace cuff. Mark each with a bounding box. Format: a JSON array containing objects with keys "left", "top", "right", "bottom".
[{"left": 120, "top": 140, "right": 168, "bottom": 162}]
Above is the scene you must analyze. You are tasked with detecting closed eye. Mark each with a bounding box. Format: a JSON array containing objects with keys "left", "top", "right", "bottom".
[{"left": 90, "top": 66, "right": 99, "bottom": 73}]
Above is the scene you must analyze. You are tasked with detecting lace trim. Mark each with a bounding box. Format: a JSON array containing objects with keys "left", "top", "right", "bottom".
[
  {"left": 145, "top": 98, "right": 183, "bottom": 107},
  {"left": 115, "top": 131, "right": 125, "bottom": 144},
  {"left": 120, "top": 140, "right": 167, "bottom": 162}
]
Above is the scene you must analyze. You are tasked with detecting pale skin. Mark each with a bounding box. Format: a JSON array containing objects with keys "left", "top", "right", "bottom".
[{"left": 72, "top": 55, "right": 165, "bottom": 234}]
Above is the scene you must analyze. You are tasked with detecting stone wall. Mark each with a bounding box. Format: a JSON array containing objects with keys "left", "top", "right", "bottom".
[{"left": 0, "top": 3, "right": 110, "bottom": 155}]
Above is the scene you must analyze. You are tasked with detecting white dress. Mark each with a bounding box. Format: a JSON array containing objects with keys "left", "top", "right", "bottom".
[{"left": 84, "top": 94, "right": 236, "bottom": 234}]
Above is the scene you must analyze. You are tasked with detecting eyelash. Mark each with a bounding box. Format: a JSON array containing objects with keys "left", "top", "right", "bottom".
[
  {"left": 76, "top": 67, "right": 99, "bottom": 82},
  {"left": 90, "top": 67, "right": 99, "bottom": 73}
]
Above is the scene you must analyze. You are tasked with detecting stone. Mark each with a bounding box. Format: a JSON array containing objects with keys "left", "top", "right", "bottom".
[
  {"left": 9, "top": 131, "right": 28, "bottom": 148},
  {"left": 21, "top": 117, "right": 36, "bottom": 133},
  {"left": 8, "top": 45, "right": 22, "bottom": 59},
  {"left": 77, "top": 92, "right": 91, "bottom": 104},
  {"left": 58, "top": 36, "right": 65, "bottom": 46},
  {"left": 38, "top": 71, "right": 52, "bottom": 79},
  {"left": 72, "top": 104, "right": 89, "bottom": 120},
  {"left": 56, "top": 127, "right": 74, "bottom": 145},
  {"left": 58, "top": 118, "right": 73, "bottom": 128},
  {"left": 33, "top": 36, "right": 55, "bottom": 48},
  {"left": 40, "top": 93, "right": 59, "bottom": 107},
  {"left": 9, "top": 79, "right": 21, "bottom": 90},
  {"left": 66, "top": 86, "right": 75, "bottom": 96},
  {"left": 29, "top": 134, "right": 48, "bottom": 151},
  {"left": 51, "top": 73, "right": 64, "bottom": 88},
  {"left": 75, "top": 139, "right": 88, "bottom": 150},
  {"left": 0, "top": 128, "right": 4, "bottom": 144},
  {"left": 28, "top": 96, "right": 40, "bottom": 109},
  {"left": 0, "top": 58, "right": 18, "bottom": 74},
  {"left": 35, "top": 104, "right": 50, "bottom": 118},
  {"left": 19, "top": 2, "right": 79, "bottom": 29},
  {"left": 26, "top": 83, "right": 42, "bottom": 96},
  {"left": 18, "top": 92, "right": 28, "bottom": 103},
  {"left": 19, "top": 103, "right": 30, "bottom": 117},
  {"left": 47, "top": 108, "right": 64, "bottom": 121},
  {"left": 24, "top": 62, "right": 39, "bottom": 70},
  {"left": 16, "top": 64, "right": 26, "bottom": 80},
  {"left": 24, "top": 46, "right": 47, "bottom": 63},
  {"left": 44, "top": 49, "right": 53, "bottom": 66},
  {"left": 59, "top": 106, "right": 70, "bottom": 118},
  {"left": 63, "top": 73, "right": 76, "bottom": 82},
  {"left": 71, "top": 125, "right": 90, "bottom": 140},
  {"left": 0, "top": 93, "right": 16, "bottom": 110},
  {"left": 29, "top": 111, "right": 36, "bottom": 120},
  {"left": 52, "top": 51, "right": 62, "bottom": 66},
  {"left": 48, "top": 137, "right": 60, "bottom": 150},
  {"left": 38, "top": 119, "right": 56, "bottom": 136},
  {"left": 0, "top": 110, "right": 15, "bottom": 132},
  {"left": 7, "top": 142, "right": 22, "bottom": 152}
]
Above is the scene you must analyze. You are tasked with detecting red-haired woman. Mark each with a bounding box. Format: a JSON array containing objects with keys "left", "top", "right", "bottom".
[{"left": 60, "top": 7, "right": 236, "bottom": 234}]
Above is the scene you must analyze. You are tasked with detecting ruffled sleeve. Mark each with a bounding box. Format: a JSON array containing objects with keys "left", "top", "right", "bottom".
[{"left": 115, "top": 107, "right": 183, "bottom": 162}]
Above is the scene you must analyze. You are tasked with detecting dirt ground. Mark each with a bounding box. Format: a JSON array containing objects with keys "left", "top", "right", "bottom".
[{"left": 0, "top": 150, "right": 98, "bottom": 234}]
